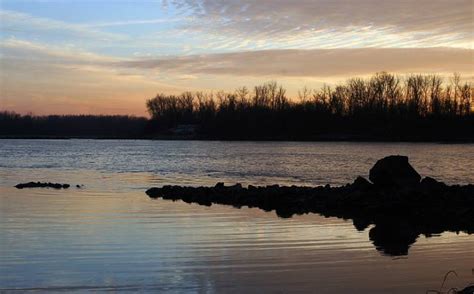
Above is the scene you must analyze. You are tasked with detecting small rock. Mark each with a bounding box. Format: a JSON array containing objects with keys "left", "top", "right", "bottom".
[
  {"left": 458, "top": 285, "right": 474, "bottom": 294},
  {"left": 352, "top": 176, "right": 372, "bottom": 190},
  {"left": 420, "top": 177, "right": 446, "bottom": 193},
  {"left": 229, "top": 183, "right": 243, "bottom": 190}
]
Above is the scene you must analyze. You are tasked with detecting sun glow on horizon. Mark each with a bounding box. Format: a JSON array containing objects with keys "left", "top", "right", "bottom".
[{"left": 1, "top": 0, "right": 473, "bottom": 115}]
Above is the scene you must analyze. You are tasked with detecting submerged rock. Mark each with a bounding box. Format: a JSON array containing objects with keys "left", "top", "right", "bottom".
[
  {"left": 15, "top": 182, "right": 70, "bottom": 189},
  {"left": 369, "top": 155, "right": 421, "bottom": 188}
]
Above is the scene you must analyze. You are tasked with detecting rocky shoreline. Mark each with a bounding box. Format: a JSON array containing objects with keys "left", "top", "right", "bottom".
[
  {"left": 146, "top": 156, "right": 474, "bottom": 256},
  {"left": 14, "top": 182, "right": 84, "bottom": 189},
  {"left": 15, "top": 182, "right": 71, "bottom": 189}
]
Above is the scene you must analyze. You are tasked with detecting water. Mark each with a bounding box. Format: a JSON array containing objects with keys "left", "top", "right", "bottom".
[{"left": 0, "top": 140, "right": 473, "bottom": 293}]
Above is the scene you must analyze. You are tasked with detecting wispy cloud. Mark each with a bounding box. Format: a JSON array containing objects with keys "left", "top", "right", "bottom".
[
  {"left": 1, "top": 38, "right": 119, "bottom": 63},
  {"left": 168, "top": 0, "right": 473, "bottom": 49},
  {"left": 81, "top": 17, "right": 185, "bottom": 28},
  {"left": 0, "top": 10, "right": 126, "bottom": 41},
  {"left": 5, "top": 37, "right": 470, "bottom": 84},
  {"left": 117, "top": 48, "right": 474, "bottom": 77}
]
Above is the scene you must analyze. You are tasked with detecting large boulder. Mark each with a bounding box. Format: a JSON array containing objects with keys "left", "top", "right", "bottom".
[{"left": 369, "top": 156, "right": 421, "bottom": 187}]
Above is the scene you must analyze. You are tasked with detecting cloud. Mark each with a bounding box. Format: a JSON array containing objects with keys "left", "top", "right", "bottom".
[
  {"left": 0, "top": 38, "right": 118, "bottom": 64},
  {"left": 2, "top": 38, "right": 472, "bottom": 85},
  {"left": 169, "top": 0, "right": 473, "bottom": 48},
  {"left": 117, "top": 48, "right": 473, "bottom": 78},
  {"left": 81, "top": 18, "right": 184, "bottom": 28},
  {"left": 0, "top": 10, "right": 125, "bottom": 41},
  {"left": 0, "top": 39, "right": 181, "bottom": 115}
]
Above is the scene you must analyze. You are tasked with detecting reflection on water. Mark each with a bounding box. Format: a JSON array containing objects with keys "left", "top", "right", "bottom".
[
  {"left": 2, "top": 187, "right": 473, "bottom": 293},
  {"left": 0, "top": 140, "right": 473, "bottom": 292},
  {"left": 148, "top": 183, "right": 474, "bottom": 257}
]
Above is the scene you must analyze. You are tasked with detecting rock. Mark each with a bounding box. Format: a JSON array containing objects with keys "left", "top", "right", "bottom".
[
  {"left": 419, "top": 176, "right": 446, "bottom": 193},
  {"left": 145, "top": 187, "right": 161, "bottom": 198},
  {"left": 459, "top": 285, "right": 474, "bottom": 294},
  {"left": 352, "top": 176, "right": 372, "bottom": 190},
  {"left": 228, "top": 183, "right": 243, "bottom": 191},
  {"left": 369, "top": 155, "right": 421, "bottom": 187},
  {"left": 248, "top": 185, "right": 257, "bottom": 191}
]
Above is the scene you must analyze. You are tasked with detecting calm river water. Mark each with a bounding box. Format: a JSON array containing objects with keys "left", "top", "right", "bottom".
[{"left": 0, "top": 140, "right": 473, "bottom": 293}]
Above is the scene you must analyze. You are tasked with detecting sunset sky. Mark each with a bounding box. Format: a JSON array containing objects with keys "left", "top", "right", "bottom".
[{"left": 1, "top": 0, "right": 473, "bottom": 116}]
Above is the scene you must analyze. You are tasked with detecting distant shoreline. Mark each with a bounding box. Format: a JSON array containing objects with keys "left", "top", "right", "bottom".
[{"left": 1, "top": 135, "right": 473, "bottom": 143}]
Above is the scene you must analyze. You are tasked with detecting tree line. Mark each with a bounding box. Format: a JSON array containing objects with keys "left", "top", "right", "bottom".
[
  {"left": 0, "top": 112, "right": 147, "bottom": 138},
  {"left": 1, "top": 72, "right": 472, "bottom": 141},
  {"left": 146, "top": 72, "right": 473, "bottom": 140}
]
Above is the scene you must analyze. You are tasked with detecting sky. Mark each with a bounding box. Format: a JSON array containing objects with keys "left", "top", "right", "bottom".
[{"left": 0, "top": 0, "right": 473, "bottom": 116}]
